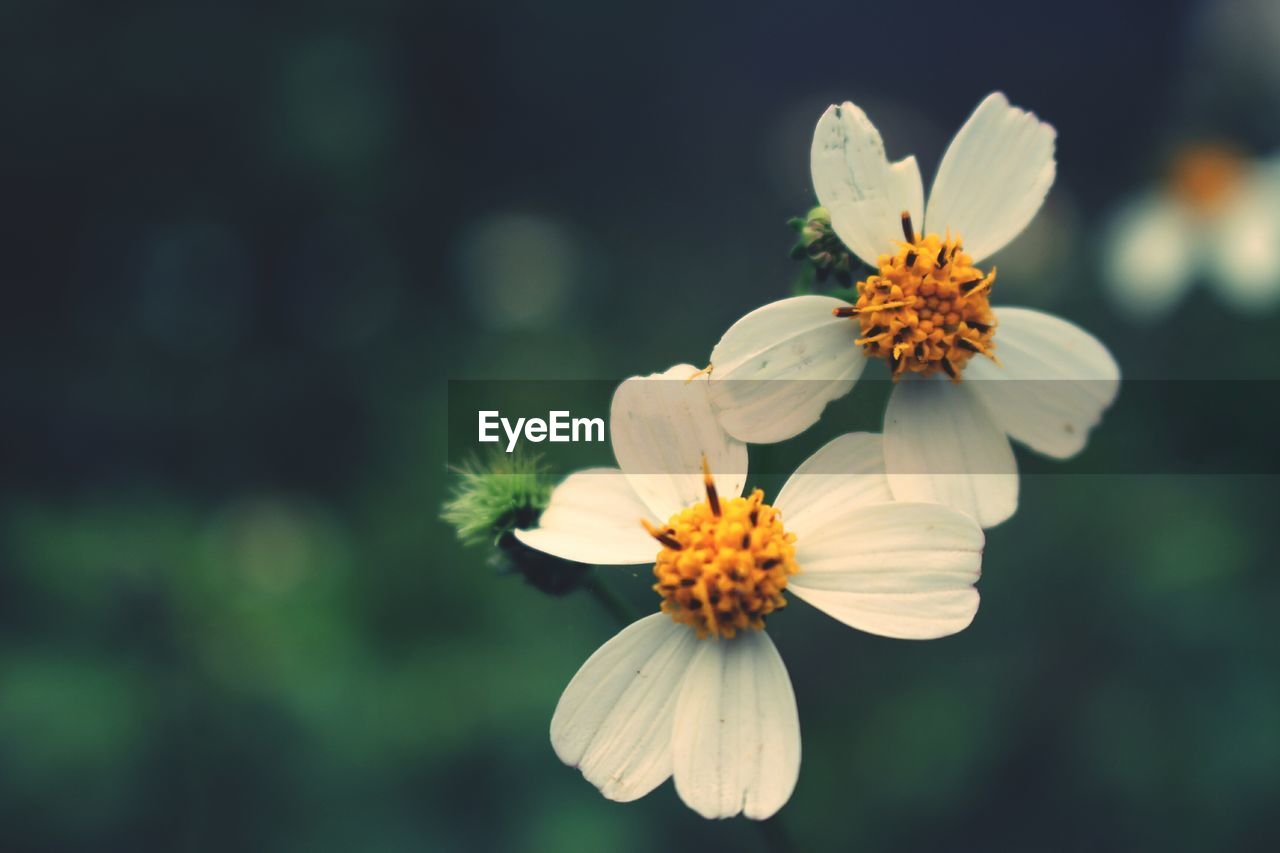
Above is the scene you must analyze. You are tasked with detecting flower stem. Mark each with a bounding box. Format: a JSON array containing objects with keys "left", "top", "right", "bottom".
[{"left": 581, "top": 571, "right": 638, "bottom": 627}]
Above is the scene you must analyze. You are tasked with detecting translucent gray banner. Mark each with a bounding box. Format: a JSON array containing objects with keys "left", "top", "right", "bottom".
[{"left": 446, "top": 380, "right": 1280, "bottom": 475}]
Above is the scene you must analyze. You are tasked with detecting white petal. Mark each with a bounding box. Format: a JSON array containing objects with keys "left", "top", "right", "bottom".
[
  {"left": 883, "top": 378, "right": 1018, "bottom": 529},
  {"left": 1102, "top": 191, "right": 1197, "bottom": 321},
  {"left": 811, "top": 101, "right": 925, "bottom": 265},
  {"left": 773, "top": 432, "right": 893, "bottom": 540},
  {"left": 926, "top": 92, "right": 1056, "bottom": 263},
  {"left": 611, "top": 364, "right": 747, "bottom": 521},
  {"left": 672, "top": 632, "right": 800, "bottom": 820},
  {"left": 964, "top": 308, "right": 1120, "bottom": 460},
  {"left": 1206, "top": 180, "right": 1280, "bottom": 311},
  {"left": 707, "top": 296, "right": 865, "bottom": 444},
  {"left": 788, "top": 502, "right": 982, "bottom": 639},
  {"left": 551, "top": 614, "right": 699, "bottom": 802},
  {"left": 513, "top": 468, "right": 658, "bottom": 565}
]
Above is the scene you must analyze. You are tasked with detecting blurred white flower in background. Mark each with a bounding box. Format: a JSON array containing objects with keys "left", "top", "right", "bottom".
[{"left": 1103, "top": 144, "right": 1280, "bottom": 320}]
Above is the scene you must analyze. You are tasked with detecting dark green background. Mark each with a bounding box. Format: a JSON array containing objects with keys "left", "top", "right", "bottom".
[{"left": 3, "top": 1, "right": 1278, "bottom": 850}]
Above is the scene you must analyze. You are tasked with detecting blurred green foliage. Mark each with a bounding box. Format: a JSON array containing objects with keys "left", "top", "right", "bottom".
[{"left": 3, "top": 0, "right": 1279, "bottom": 851}]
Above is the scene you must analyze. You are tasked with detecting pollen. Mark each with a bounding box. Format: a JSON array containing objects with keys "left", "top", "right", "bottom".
[
  {"left": 644, "top": 459, "right": 798, "bottom": 639},
  {"left": 836, "top": 212, "right": 997, "bottom": 381}
]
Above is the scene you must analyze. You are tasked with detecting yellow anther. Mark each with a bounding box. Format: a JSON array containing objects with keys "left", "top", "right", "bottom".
[
  {"left": 685, "top": 364, "right": 713, "bottom": 383},
  {"left": 837, "top": 231, "right": 998, "bottom": 381},
  {"left": 957, "top": 268, "right": 996, "bottom": 301},
  {"left": 856, "top": 300, "right": 911, "bottom": 313},
  {"left": 646, "top": 464, "right": 798, "bottom": 639},
  {"left": 700, "top": 454, "right": 720, "bottom": 516},
  {"left": 641, "top": 518, "right": 682, "bottom": 550}
]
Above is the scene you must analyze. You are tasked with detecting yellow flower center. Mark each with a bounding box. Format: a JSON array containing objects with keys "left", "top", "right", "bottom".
[
  {"left": 642, "top": 460, "right": 798, "bottom": 639},
  {"left": 1169, "top": 143, "right": 1245, "bottom": 214},
  {"left": 835, "top": 212, "right": 997, "bottom": 381}
]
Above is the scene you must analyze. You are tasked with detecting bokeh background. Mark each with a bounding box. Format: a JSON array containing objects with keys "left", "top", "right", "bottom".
[{"left": 4, "top": 0, "right": 1280, "bottom": 850}]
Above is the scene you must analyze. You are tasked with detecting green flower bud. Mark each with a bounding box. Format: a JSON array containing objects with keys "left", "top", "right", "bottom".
[
  {"left": 788, "top": 205, "right": 860, "bottom": 289},
  {"left": 441, "top": 452, "right": 589, "bottom": 595},
  {"left": 441, "top": 451, "right": 553, "bottom": 546}
]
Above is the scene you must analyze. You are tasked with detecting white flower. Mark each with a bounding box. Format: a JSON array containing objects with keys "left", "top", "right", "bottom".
[
  {"left": 516, "top": 364, "right": 984, "bottom": 819},
  {"left": 1103, "top": 145, "right": 1280, "bottom": 320},
  {"left": 707, "top": 92, "right": 1120, "bottom": 528}
]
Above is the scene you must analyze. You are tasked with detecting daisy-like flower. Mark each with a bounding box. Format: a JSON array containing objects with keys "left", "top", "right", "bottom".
[
  {"left": 516, "top": 364, "right": 984, "bottom": 819},
  {"left": 1103, "top": 144, "right": 1280, "bottom": 320},
  {"left": 708, "top": 93, "right": 1120, "bottom": 528}
]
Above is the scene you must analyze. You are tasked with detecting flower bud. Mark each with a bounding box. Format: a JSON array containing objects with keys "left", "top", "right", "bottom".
[{"left": 789, "top": 205, "right": 856, "bottom": 286}]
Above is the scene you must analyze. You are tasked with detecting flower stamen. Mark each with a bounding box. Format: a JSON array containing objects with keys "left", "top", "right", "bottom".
[
  {"left": 647, "top": 461, "right": 798, "bottom": 639},
  {"left": 641, "top": 518, "right": 683, "bottom": 550},
  {"left": 856, "top": 300, "right": 911, "bottom": 313},
  {"left": 685, "top": 364, "right": 713, "bottom": 383},
  {"left": 701, "top": 455, "right": 720, "bottom": 516},
  {"left": 837, "top": 214, "right": 998, "bottom": 381}
]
